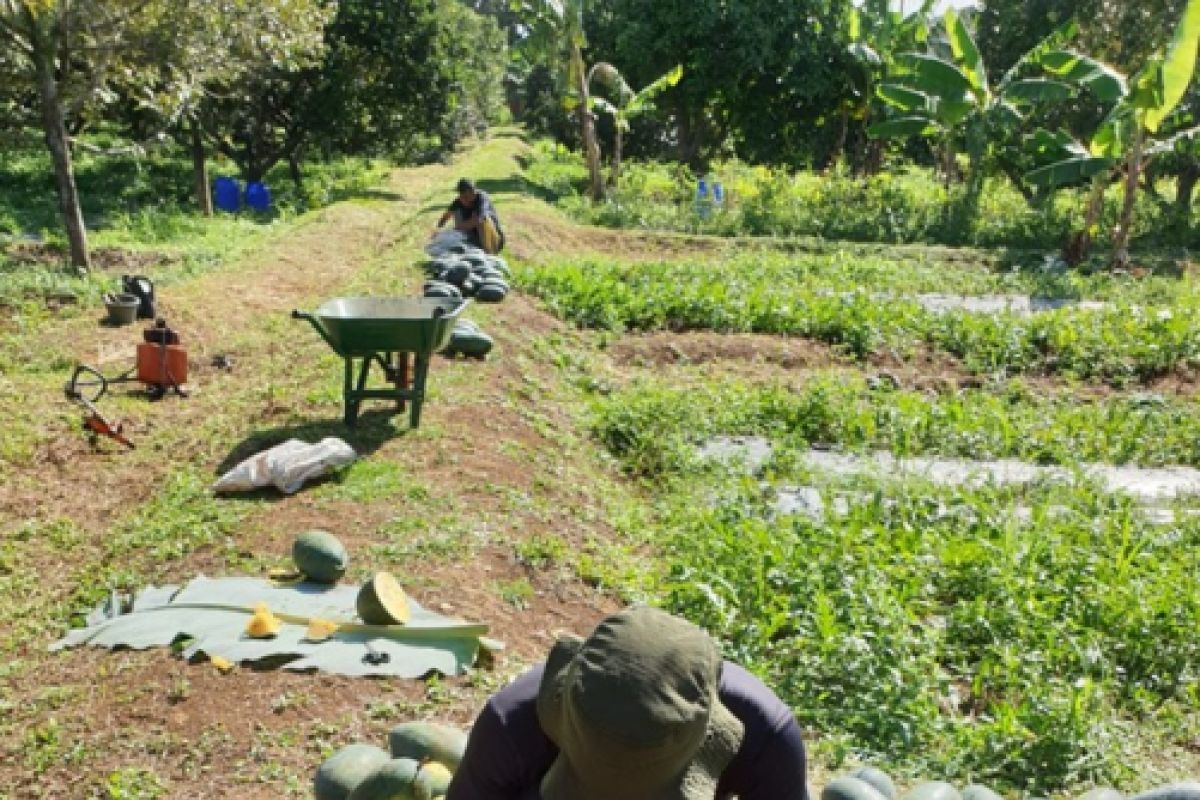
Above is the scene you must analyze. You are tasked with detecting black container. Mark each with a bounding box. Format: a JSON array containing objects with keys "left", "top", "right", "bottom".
[{"left": 121, "top": 275, "right": 156, "bottom": 319}]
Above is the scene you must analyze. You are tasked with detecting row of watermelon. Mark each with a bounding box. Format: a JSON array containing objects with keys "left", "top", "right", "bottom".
[
  {"left": 422, "top": 246, "right": 511, "bottom": 358},
  {"left": 314, "top": 722, "right": 468, "bottom": 800},
  {"left": 823, "top": 767, "right": 1200, "bottom": 800}
]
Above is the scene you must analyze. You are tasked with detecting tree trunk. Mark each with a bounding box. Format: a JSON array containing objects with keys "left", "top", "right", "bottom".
[
  {"left": 828, "top": 109, "right": 850, "bottom": 173},
  {"left": 191, "top": 120, "right": 213, "bottom": 217},
  {"left": 288, "top": 153, "right": 303, "bottom": 191},
  {"left": 32, "top": 40, "right": 90, "bottom": 270},
  {"left": 1063, "top": 174, "right": 1108, "bottom": 266},
  {"left": 1110, "top": 130, "right": 1143, "bottom": 270},
  {"left": 1176, "top": 161, "right": 1200, "bottom": 213},
  {"left": 573, "top": 46, "right": 604, "bottom": 201},
  {"left": 610, "top": 124, "right": 623, "bottom": 190}
]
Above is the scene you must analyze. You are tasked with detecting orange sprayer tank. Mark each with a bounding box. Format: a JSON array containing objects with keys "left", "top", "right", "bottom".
[{"left": 136, "top": 343, "right": 187, "bottom": 386}]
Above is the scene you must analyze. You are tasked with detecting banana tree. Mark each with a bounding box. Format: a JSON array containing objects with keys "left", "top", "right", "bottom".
[
  {"left": 838, "top": 0, "right": 933, "bottom": 173},
  {"left": 589, "top": 63, "right": 682, "bottom": 190},
  {"left": 868, "top": 10, "right": 1079, "bottom": 229},
  {"left": 514, "top": 0, "right": 604, "bottom": 199},
  {"left": 1027, "top": 0, "right": 1200, "bottom": 267}
]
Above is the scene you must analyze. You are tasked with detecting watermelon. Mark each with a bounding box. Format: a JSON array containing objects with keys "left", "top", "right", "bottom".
[
  {"left": 357, "top": 572, "right": 411, "bottom": 625},
  {"left": 1128, "top": 785, "right": 1200, "bottom": 800},
  {"left": 413, "top": 762, "right": 453, "bottom": 800},
  {"left": 424, "top": 284, "right": 461, "bottom": 300},
  {"left": 962, "top": 785, "right": 1003, "bottom": 800},
  {"left": 315, "top": 744, "right": 392, "bottom": 800},
  {"left": 850, "top": 767, "right": 897, "bottom": 800},
  {"left": 902, "top": 782, "right": 961, "bottom": 800},
  {"left": 441, "top": 263, "right": 472, "bottom": 286},
  {"left": 823, "top": 776, "right": 889, "bottom": 800},
  {"left": 347, "top": 758, "right": 421, "bottom": 800},
  {"left": 389, "top": 722, "right": 469, "bottom": 770},
  {"left": 293, "top": 530, "right": 349, "bottom": 584},
  {"left": 475, "top": 284, "right": 507, "bottom": 303},
  {"left": 445, "top": 328, "right": 493, "bottom": 357}
]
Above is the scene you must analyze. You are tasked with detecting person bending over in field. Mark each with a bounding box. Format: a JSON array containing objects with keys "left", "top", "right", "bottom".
[
  {"left": 434, "top": 177, "right": 505, "bottom": 253},
  {"left": 446, "top": 605, "right": 809, "bottom": 800}
]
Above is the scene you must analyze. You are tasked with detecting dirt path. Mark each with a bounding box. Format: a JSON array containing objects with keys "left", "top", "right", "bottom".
[{"left": 0, "top": 134, "right": 639, "bottom": 798}]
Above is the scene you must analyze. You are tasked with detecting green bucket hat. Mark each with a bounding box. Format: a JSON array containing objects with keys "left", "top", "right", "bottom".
[{"left": 536, "top": 606, "right": 745, "bottom": 800}]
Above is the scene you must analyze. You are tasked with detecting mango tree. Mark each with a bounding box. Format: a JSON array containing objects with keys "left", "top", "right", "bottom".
[
  {"left": 868, "top": 10, "right": 1078, "bottom": 231},
  {"left": 588, "top": 63, "right": 682, "bottom": 189},
  {"left": 1027, "top": 0, "right": 1200, "bottom": 267},
  {"left": 0, "top": 0, "right": 328, "bottom": 267}
]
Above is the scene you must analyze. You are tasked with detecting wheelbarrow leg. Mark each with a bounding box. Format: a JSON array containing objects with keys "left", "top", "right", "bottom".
[
  {"left": 410, "top": 354, "right": 431, "bottom": 428},
  {"left": 397, "top": 353, "right": 411, "bottom": 413},
  {"left": 344, "top": 356, "right": 372, "bottom": 427},
  {"left": 343, "top": 358, "right": 356, "bottom": 426}
]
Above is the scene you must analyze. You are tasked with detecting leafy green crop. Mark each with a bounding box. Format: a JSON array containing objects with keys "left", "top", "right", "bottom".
[
  {"left": 519, "top": 254, "right": 1200, "bottom": 382},
  {"left": 592, "top": 374, "right": 1200, "bottom": 476},
  {"left": 656, "top": 479, "right": 1198, "bottom": 791}
]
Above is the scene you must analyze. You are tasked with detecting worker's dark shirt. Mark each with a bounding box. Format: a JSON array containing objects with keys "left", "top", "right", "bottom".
[
  {"left": 449, "top": 190, "right": 497, "bottom": 225},
  {"left": 446, "top": 661, "right": 809, "bottom": 800}
]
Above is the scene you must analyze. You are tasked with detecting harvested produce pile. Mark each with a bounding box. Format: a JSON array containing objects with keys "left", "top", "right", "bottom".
[
  {"left": 314, "top": 721, "right": 468, "bottom": 800},
  {"left": 423, "top": 233, "right": 511, "bottom": 358},
  {"left": 820, "top": 768, "right": 1200, "bottom": 800}
]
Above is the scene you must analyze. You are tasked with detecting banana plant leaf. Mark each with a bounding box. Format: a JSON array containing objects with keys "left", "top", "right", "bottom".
[
  {"left": 1027, "top": 156, "right": 1114, "bottom": 190},
  {"left": 877, "top": 83, "right": 931, "bottom": 112},
  {"left": 868, "top": 115, "right": 939, "bottom": 138},
  {"left": 1003, "top": 78, "right": 1074, "bottom": 104},
  {"left": 896, "top": 53, "right": 974, "bottom": 101},
  {"left": 1143, "top": 0, "right": 1200, "bottom": 132},
  {"left": 51, "top": 576, "right": 500, "bottom": 678},
  {"left": 1041, "top": 50, "right": 1128, "bottom": 103},
  {"left": 945, "top": 8, "right": 987, "bottom": 99}
]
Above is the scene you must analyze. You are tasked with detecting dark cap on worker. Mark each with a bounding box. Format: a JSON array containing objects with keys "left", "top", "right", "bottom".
[
  {"left": 535, "top": 606, "right": 745, "bottom": 800},
  {"left": 456, "top": 178, "right": 476, "bottom": 194}
]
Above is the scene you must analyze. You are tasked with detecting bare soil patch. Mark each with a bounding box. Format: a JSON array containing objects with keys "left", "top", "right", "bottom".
[
  {"left": 503, "top": 207, "right": 735, "bottom": 264},
  {"left": 3, "top": 241, "right": 178, "bottom": 272}
]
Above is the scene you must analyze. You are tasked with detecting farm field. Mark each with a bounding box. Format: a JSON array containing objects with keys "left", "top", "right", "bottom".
[{"left": 1, "top": 132, "right": 1199, "bottom": 799}]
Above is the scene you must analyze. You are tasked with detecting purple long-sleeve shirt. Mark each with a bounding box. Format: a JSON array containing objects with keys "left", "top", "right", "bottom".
[{"left": 447, "top": 661, "right": 809, "bottom": 800}]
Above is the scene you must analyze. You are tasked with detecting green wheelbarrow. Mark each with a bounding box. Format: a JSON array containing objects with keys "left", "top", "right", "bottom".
[{"left": 292, "top": 297, "right": 469, "bottom": 428}]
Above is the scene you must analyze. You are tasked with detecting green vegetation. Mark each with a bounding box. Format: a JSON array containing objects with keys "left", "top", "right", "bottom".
[
  {"left": 658, "top": 476, "right": 1198, "bottom": 791},
  {"left": 525, "top": 141, "right": 1190, "bottom": 250},
  {"left": 575, "top": 371, "right": 1200, "bottom": 792},
  {"left": 518, "top": 251, "right": 1200, "bottom": 382},
  {"left": 592, "top": 375, "right": 1200, "bottom": 477},
  {"left": 0, "top": 141, "right": 387, "bottom": 311}
]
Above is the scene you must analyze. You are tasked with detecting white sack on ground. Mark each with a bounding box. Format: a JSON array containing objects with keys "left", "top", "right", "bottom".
[{"left": 213, "top": 438, "right": 357, "bottom": 494}]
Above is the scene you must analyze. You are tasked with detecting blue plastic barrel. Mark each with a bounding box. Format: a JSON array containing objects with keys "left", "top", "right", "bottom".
[
  {"left": 244, "top": 181, "right": 271, "bottom": 212},
  {"left": 713, "top": 181, "right": 725, "bottom": 205},
  {"left": 213, "top": 177, "right": 240, "bottom": 213},
  {"left": 696, "top": 178, "right": 709, "bottom": 200}
]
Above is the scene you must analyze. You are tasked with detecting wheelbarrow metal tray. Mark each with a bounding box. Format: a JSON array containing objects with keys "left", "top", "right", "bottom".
[{"left": 310, "top": 297, "right": 467, "bottom": 357}]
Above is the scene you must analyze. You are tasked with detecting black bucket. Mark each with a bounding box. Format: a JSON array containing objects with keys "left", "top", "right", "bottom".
[{"left": 121, "top": 275, "right": 156, "bottom": 319}]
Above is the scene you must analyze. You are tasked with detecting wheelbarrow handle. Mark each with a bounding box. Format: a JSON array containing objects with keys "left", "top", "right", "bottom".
[{"left": 291, "top": 309, "right": 313, "bottom": 320}]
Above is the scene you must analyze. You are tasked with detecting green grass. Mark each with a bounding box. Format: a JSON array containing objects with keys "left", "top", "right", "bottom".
[
  {"left": 519, "top": 253, "right": 1200, "bottom": 383},
  {"left": 0, "top": 134, "right": 388, "bottom": 312}
]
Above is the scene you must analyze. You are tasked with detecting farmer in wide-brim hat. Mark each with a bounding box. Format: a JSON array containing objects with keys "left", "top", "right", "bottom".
[{"left": 446, "top": 606, "right": 809, "bottom": 799}]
